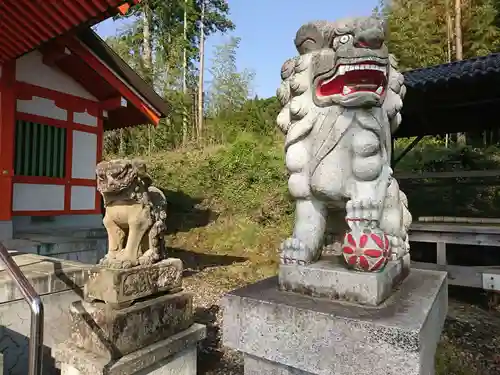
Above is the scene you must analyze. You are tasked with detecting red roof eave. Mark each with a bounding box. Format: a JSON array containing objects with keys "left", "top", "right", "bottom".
[
  {"left": 0, "top": 0, "right": 141, "bottom": 64},
  {"left": 62, "top": 36, "right": 162, "bottom": 126}
]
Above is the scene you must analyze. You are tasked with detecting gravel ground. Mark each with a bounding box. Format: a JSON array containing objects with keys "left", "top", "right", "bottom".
[{"left": 181, "top": 268, "right": 500, "bottom": 375}]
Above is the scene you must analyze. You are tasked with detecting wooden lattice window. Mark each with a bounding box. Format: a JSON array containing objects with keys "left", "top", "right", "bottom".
[{"left": 14, "top": 120, "right": 67, "bottom": 178}]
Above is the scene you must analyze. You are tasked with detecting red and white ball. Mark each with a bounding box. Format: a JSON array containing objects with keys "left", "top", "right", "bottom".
[{"left": 342, "top": 228, "right": 391, "bottom": 272}]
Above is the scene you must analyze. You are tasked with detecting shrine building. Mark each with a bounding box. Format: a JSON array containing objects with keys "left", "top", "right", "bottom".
[{"left": 0, "top": 1, "right": 169, "bottom": 240}]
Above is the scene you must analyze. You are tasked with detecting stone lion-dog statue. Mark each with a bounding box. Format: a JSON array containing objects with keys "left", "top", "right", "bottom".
[
  {"left": 276, "top": 16, "right": 412, "bottom": 272},
  {"left": 96, "top": 159, "right": 167, "bottom": 269}
]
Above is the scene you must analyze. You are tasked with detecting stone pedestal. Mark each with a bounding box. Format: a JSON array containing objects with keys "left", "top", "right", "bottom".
[
  {"left": 54, "top": 258, "right": 206, "bottom": 375},
  {"left": 279, "top": 254, "right": 410, "bottom": 306},
  {"left": 222, "top": 269, "right": 448, "bottom": 375},
  {"left": 84, "top": 258, "right": 183, "bottom": 307}
]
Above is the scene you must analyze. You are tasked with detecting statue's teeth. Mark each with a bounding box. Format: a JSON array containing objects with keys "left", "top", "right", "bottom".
[
  {"left": 376, "top": 86, "right": 383, "bottom": 94},
  {"left": 343, "top": 86, "right": 351, "bottom": 95}
]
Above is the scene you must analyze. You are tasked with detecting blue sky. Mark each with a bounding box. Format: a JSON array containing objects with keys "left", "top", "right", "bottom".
[{"left": 95, "top": 0, "right": 379, "bottom": 98}]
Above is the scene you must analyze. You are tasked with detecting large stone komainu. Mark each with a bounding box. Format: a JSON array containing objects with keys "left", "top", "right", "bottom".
[{"left": 276, "top": 17, "right": 412, "bottom": 272}]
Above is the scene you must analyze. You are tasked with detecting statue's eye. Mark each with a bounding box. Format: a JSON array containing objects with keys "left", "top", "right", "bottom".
[
  {"left": 332, "top": 34, "right": 353, "bottom": 49},
  {"left": 339, "top": 35, "right": 351, "bottom": 44}
]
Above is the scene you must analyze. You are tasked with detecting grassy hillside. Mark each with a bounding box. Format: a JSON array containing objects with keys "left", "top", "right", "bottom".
[{"left": 145, "top": 132, "right": 293, "bottom": 289}]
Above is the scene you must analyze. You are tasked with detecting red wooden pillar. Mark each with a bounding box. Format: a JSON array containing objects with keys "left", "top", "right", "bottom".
[{"left": 0, "top": 61, "right": 16, "bottom": 221}]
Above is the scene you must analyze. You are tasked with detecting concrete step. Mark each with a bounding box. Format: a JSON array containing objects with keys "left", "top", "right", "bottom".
[
  {"left": 15, "top": 226, "right": 107, "bottom": 239},
  {"left": 0, "top": 252, "right": 91, "bottom": 304},
  {"left": 3, "top": 234, "right": 107, "bottom": 265},
  {"left": 0, "top": 253, "right": 90, "bottom": 374}
]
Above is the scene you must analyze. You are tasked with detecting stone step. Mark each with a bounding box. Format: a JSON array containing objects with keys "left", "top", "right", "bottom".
[
  {"left": 15, "top": 226, "right": 107, "bottom": 239},
  {"left": 3, "top": 235, "right": 107, "bottom": 265},
  {"left": 0, "top": 252, "right": 92, "bottom": 305}
]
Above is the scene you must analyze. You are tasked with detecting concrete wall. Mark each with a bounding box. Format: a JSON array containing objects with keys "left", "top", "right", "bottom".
[{"left": 0, "top": 254, "right": 92, "bottom": 375}]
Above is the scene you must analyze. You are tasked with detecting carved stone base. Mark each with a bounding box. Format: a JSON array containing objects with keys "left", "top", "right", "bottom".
[
  {"left": 54, "top": 324, "right": 206, "bottom": 375},
  {"left": 84, "top": 258, "right": 183, "bottom": 307},
  {"left": 223, "top": 270, "right": 448, "bottom": 375},
  {"left": 69, "top": 291, "right": 194, "bottom": 360},
  {"left": 279, "top": 254, "right": 410, "bottom": 306}
]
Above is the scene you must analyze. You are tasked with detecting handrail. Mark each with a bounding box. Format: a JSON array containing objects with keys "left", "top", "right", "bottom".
[{"left": 0, "top": 244, "right": 44, "bottom": 375}]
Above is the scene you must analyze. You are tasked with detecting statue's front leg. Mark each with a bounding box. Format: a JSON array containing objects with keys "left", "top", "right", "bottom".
[
  {"left": 112, "top": 215, "right": 150, "bottom": 269},
  {"left": 101, "top": 213, "right": 125, "bottom": 266},
  {"left": 281, "top": 198, "right": 327, "bottom": 265},
  {"left": 343, "top": 128, "right": 392, "bottom": 272}
]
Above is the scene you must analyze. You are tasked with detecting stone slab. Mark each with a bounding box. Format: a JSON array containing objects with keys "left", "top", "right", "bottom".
[
  {"left": 54, "top": 323, "right": 206, "bottom": 375},
  {"left": 223, "top": 269, "right": 448, "bottom": 375},
  {"left": 279, "top": 253, "right": 410, "bottom": 306},
  {"left": 0, "top": 252, "right": 91, "bottom": 304},
  {"left": 84, "top": 258, "right": 183, "bottom": 306},
  {"left": 244, "top": 354, "right": 313, "bottom": 375},
  {"left": 69, "top": 291, "right": 194, "bottom": 359}
]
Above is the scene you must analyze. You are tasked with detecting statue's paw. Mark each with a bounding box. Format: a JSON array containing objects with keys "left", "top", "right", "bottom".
[
  {"left": 279, "top": 238, "right": 315, "bottom": 266},
  {"left": 105, "top": 258, "right": 138, "bottom": 269},
  {"left": 346, "top": 199, "right": 381, "bottom": 225},
  {"left": 138, "top": 249, "right": 160, "bottom": 266}
]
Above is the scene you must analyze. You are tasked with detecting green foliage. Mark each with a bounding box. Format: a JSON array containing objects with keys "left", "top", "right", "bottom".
[
  {"left": 119, "top": 0, "right": 235, "bottom": 71},
  {"left": 207, "top": 36, "right": 256, "bottom": 117},
  {"left": 380, "top": 0, "right": 500, "bottom": 70}
]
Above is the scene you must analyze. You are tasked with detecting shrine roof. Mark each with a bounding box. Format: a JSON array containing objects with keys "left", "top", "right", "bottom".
[
  {"left": 396, "top": 53, "right": 500, "bottom": 138},
  {"left": 403, "top": 53, "right": 500, "bottom": 90},
  {"left": 76, "top": 28, "right": 170, "bottom": 127},
  {"left": 0, "top": 0, "right": 140, "bottom": 64},
  {"left": 39, "top": 28, "right": 168, "bottom": 130}
]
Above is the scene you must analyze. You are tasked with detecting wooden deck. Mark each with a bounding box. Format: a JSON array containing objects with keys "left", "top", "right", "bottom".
[{"left": 409, "top": 221, "right": 500, "bottom": 290}]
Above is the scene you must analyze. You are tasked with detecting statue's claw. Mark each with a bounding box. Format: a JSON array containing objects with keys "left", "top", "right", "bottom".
[
  {"left": 280, "top": 237, "right": 317, "bottom": 265},
  {"left": 346, "top": 199, "right": 382, "bottom": 225},
  {"left": 102, "top": 254, "right": 139, "bottom": 269}
]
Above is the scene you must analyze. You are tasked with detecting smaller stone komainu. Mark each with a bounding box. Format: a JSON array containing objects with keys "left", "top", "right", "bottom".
[
  {"left": 276, "top": 16, "right": 412, "bottom": 272},
  {"left": 96, "top": 158, "right": 168, "bottom": 269}
]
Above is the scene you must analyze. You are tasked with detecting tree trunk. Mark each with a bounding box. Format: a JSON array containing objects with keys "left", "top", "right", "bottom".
[
  {"left": 197, "top": 0, "right": 206, "bottom": 143},
  {"left": 142, "top": 1, "right": 154, "bottom": 155},
  {"left": 182, "top": 0, "right": 189, "bottom": 145},
  {"left": 454, "top": 0, "right": 463, "bottom": 60},
  {"left": 455, "top": 0, "right": 466, "bottom": 145},
  {"left": 142, "top": 2, "right": 153, "bottom": 77},
  {"left": 445, "top": 0, "right": 453, "bottom": 147}
]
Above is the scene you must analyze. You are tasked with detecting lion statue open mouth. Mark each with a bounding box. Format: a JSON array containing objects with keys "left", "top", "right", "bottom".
[{"left": 276, "top": 17, "right": 412, "bottom": 272}]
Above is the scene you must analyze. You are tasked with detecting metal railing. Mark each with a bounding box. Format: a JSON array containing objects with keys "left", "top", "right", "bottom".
[{"left": 0, "top": 243, "right": 44, "bottom": 375}]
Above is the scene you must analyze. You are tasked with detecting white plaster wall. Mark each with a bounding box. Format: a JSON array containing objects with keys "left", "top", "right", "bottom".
[
  {"left": 15, "top": 50, "right": 97, "bottom": 101},
  {"left": 17, "top": 96, "right": 68, "bottom": 120},
  {"left": 70, "top": 186, "right": 96, "bottom": 210},
  {"left": 12, "top": 184, "right": 65, "bottom": 211},
  {"left": 73, "top": 110, "right": 97, "bottom": 127},
  {"left": 71, "top": 131, "right": 97, "bottom": 179}
]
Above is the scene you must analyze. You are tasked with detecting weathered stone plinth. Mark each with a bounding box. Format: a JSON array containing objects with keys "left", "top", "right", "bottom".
[
  {"left": 54, "top": 323, "right": 206, "bottom": 375},
  {"left": 69, "top": 290, "right": 194, "bottom": 359},
  {"left": 223, "top": 269, "right": 447, "bottom": 375},
  {"left": 279, "top": 254, "right": 410, "bottom": 306},
  {"left": 84, "top": 258, "right": 183, "bottom": 307}
]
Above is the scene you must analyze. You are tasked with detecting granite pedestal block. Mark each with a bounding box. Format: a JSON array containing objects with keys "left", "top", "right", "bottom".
[
  {"left": 69, "top": 291, "right": 194, "bottom": 359},
  {"left": 54, "top": 323, "right": 206, "bottom": 375},
  {"left": 279, "top": 254, "right": 410, "bottom": 306},
  {"left": 223, "top": 269, "right": 448, "bottom": 375},
  {"left": 84, "top": 258, "right": 183, "bottom": 307}
]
